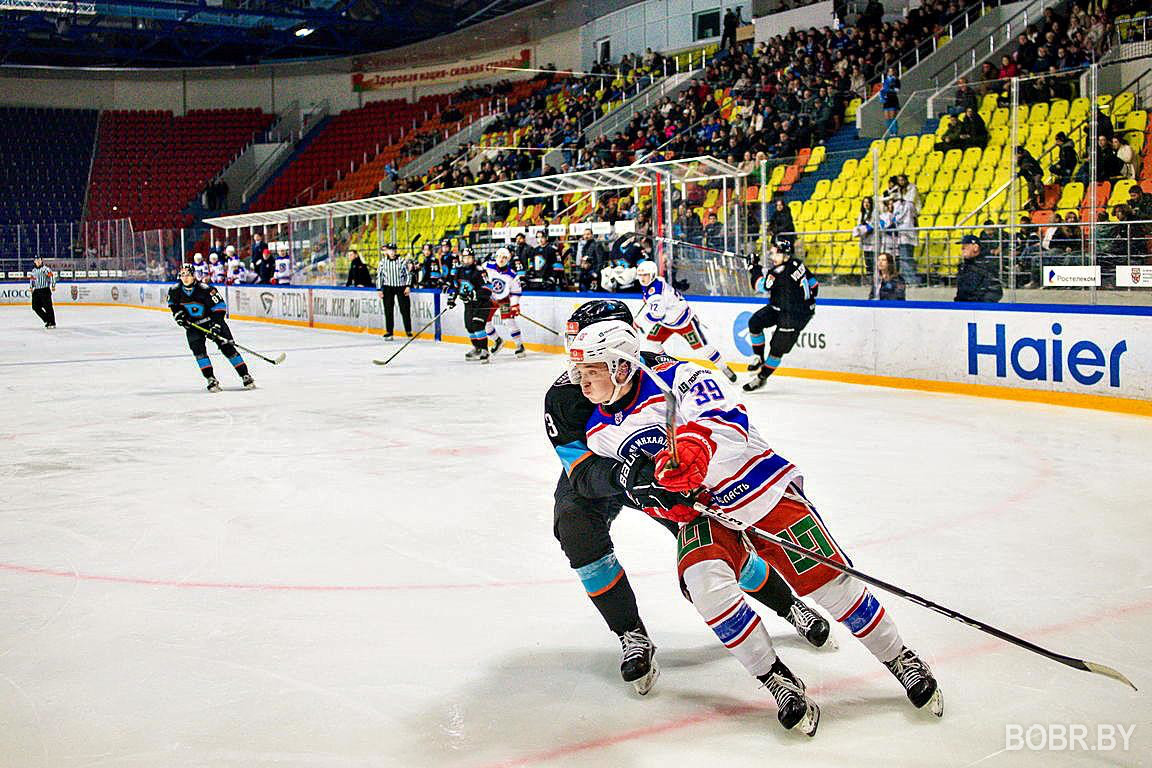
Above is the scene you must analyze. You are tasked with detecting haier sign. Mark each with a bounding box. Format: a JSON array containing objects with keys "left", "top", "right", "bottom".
[{"left": 968, "top": 322, "right": 1128, "bottom": 388}]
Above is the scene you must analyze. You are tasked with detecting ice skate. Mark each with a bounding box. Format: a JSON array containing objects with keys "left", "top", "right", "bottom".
[
  {"left": 747, "top": 355, "right": 762, "bottom": 372},
  {"left": 464, "top": 348, "right": 490, "bottom": 363},
  {"left": 205, "top": 377, "right": 221, "bottom": 393},
  {"left": 785, "top": 599, "right": 834, "bottom": 649},
  {"left": 743, "top": 372, "right": 769, "bottom": 392},
  {"left": 619, "top": 629, "right": 659, "bottom": 695},
  {"left": 885, "top": 646, "right": 943, "bottom": 717},
  {"left": 489, "top": 337, "right": 504, "bottom": 355},
  {"left": 759, "top": 658, "right": 820, "bottom": 736},
  {"left": 514, "top": 344, "right": 527, "bottom": 358},
  {"left": 241, "top": 374, "right": 256, "bottom": 389}
]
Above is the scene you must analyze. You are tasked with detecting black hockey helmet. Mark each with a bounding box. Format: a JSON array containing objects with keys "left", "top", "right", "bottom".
[{"left": 566, "top": 299, "right": 633, "bottom": 344}]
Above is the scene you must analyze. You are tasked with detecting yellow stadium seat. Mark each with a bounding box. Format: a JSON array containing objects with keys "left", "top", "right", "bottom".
[
  {"left": 917, "top": 133, "right": 936, "bottom": 155},
  {"left": 788, "top": 200, "right": 803, "bottom": 219},
  {"left": 931, "top": 168, "right": 954, "bottom": 191},
  {"left": 980, "top": 93, "right": 999, "bottom": 112},
  {"left": 1057, "top": 182, "right": 1084, "bottom": 209},
  {"left": 935, "top": 116, "right": 955, "bottom": 136},
  {"left": 815, "top": 199, "right": 835, "bottom": 220},
  {"left": 914, "top": 167, "right": 935, "bottom": 190},
  {"left": 1123, "top": 110, "right": 1147, "bottom": 133},
  {"left": 1025, "top": 139, "right": 1043, "bottom": 160},
  {"left": 942, "top": 149, "right": 964, "bottom": 171},
  {"left": 883, "top": 137, "right": 902, "bottom": 157},
  {"left": 988, "top": 126, "right": 1009, "bottom": 147},
  {"left": 953, "top": 168, "right": 974, "bottom": 191},
  {"left": 888, "top": 157, "right": 907, "bottom": 176},
  {"left": 846, "top": 98, "right": 863, "bottom": 122},
  {"left": 844, "top": 178, "right": 863, "bottom": 198},
  {"left": 806, "top": 145, "right": 826, "bottom": 170},
  {"left": 1069, "top": 97, "right": 1090, "bottom": 124},
  {"left": 1026, "top": 123, "right": 1049, "bottom": 145},
  {"left": 961, "top": 146, "right": 983, "bottom": 169},
  {"left": 905, "top": 154, "right": 925, "bottom": 175},
  {"left": 900, "top": 135, "right": 920, "bottom": 155},
  {"left": 924, "top": 150, "right": 944, "bottom": 173},
  {"left": 1014, "top": 105, "right": 1030, "bottom": 125},
  {"left": 1048, "top": 99, "right": 1069, "bottom": 122},
  {"left": 1126, "top": 132, "right": 1145, "bottom": 156},
  {"left": 769, "top": 165, "right": 786, "bottom": 186},
  {"left": 828, "top": 178, "right": 846, "bottom": 199},
  {"left": 831, "top": 199, "right": 853, "bottom": 219},
  {"left": 869, "top": 139, "right": 885, "bottom": 158},
  {"left": 921, "top": 191, "right": 943, "bottom": 216},
  {"left": 1112, "top": 92, "right": 1136, "bottom": 119},
  {"left": 942, "top": 191, "right": 965, "bottom": 214},
  {"left": 989, "top": 108, "right": 1009, "bottom": 129},
  {"left": 839, "top": 158, "right": 859, "bottom": 179},
  {"left": 1028, "top": 102, "right": 1049, "bottom": 124},
  {"left": 980, "top": 144, "right": 1002, "bottom": 168},
  {"left": 962, "top": 189, "right": 987, "bottom": 215},
  {"left": 973, "top": 167, "right": 995, "bottom": 192},
  {"left": 811, "top": 179, "right": 831, "bottom": 201},
  {"left": 1109, "top": 179, "right": 1138, "bottom": 206}
]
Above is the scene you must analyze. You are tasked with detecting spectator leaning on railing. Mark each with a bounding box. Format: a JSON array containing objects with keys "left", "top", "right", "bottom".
[
  {"left": 955, "top": 234, "right": 1003, "bottom": 303},
  {"left": 869, "top": 252, "right": 907, "bottom": 301}
]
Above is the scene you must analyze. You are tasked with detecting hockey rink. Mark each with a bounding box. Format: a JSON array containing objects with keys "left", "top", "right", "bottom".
[{"left": 1, "top": 305, "right": 1149, "bottom": 768}]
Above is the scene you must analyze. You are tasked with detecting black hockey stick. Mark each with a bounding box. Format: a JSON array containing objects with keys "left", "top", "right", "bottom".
[
  {"left": 372, "top": 304, "right": 453, "bottom": 366},
  {"left": 518, "top": 311, "right": 559, "bottom": 336},
  {"left": 186, "top": 320, "right": 286, "bottom": 365},
  {"left": 623, "top": 353, "right": 1137, "bottom": 691}
]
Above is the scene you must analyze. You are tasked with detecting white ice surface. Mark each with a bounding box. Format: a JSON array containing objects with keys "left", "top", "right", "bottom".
[{"left": 0, "top": 305, "right": 1149, "bottom": 768}]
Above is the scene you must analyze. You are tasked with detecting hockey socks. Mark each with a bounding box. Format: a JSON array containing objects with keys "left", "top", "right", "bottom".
[
  {"left": 811, "top": 574, "right": 903, "bottom": 663},
  {"left": 228, "top": 354, "right": 249, "bottom": 379},
  {"left": 196, "top": 356, "right": 215, "bottom": 380},
  {"left": 576, "top": 552, "right": 646, "bottom": 637}
]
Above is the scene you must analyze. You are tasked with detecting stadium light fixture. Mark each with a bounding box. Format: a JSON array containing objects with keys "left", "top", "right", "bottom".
[{"left": 295, "top": 26, "right": 314, "bottom": 37}]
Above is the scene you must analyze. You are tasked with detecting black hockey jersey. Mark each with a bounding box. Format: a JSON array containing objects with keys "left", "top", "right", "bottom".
[
  {"left": 167, "top": 281, "right": 227, "bottom": 323},
  {"left": 754, "top": 257, "right": 818, "bottom": 321},
  {"left": 452, "top": 262, "right": 492, "bottom": 306}
]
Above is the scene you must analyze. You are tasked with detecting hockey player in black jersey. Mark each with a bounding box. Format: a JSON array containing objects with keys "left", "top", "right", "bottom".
[
  {"left": 546, "top": 299, "right": 830, "bottom": 695},
  {"left": 446, "top": 248, "right": 493, "bottom": 363},
  {"left": 743, "top": 241, "right": 819, "bottom": 392},
  {"left": 168, "top": 264, "right": 254, "bottom": 392}
]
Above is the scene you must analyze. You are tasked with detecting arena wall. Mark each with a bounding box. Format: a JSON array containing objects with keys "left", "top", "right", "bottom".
[{"left": 4, "top": 281, "right": 1149, "bottom": 416}]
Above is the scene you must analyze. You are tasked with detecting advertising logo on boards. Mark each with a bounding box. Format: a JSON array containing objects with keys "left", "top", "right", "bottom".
[
  {"left": 260, "top": 292, "right": 274, "bottom": 314},
  {"left": 967, "top": 322, "right": 1128, "bottom": 388}
]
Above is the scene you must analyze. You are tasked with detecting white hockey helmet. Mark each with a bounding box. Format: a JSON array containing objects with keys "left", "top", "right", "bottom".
[
  {"left": 494, "top": 246, "right": 512, "bottom": 265},
  {"left": 225, "top": 245, "right": 236, "bottom": 255},
  {"left": 192, "top": 251, "right": 204, "bottom": 262},
  {"left": 567, "top": 320, "right": 641, "bottom": 395},
  {"left": 635, "top": 259, "right": 658, "bottom": 285}
]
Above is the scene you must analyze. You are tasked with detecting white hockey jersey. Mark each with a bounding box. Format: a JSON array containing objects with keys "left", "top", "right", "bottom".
[
  {"left": 226, "top": 257, "right": 246, "bottom": 285},
  {"left": 208, "top": 259, "right": 226, "bottom": 284},
  {"left": 484, "top": 261, "right": 522, "bottom": 303},
  {"left": 641, "top": 277, "right": 693, "bottom": 329},
  {"left": 274, "top": 255, "right": 292, "bottom": 285},
  {"left": 191, "top": 258, "right": 207, "bottom": 282},
  {"left": 583, "top": 360, "right": 801, "bottom": 529}
]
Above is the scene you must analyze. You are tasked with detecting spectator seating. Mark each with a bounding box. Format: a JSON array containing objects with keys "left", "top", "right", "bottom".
[
  {"left": 0, "top": 107, "right": 98, "bottom": 224},
  {"left": 86, "top": 108, "right": 274, "bottom": 230}
]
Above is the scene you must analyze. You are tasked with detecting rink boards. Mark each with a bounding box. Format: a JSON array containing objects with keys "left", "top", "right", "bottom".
[{"left": 3, "top": 280, "right": 1150, "bottom": 414}]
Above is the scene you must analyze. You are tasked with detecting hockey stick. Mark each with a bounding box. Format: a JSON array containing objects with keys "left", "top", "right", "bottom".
[
  {"left": 622, "top": 353, "right": 1137, "bottom": 691},
  {"left": 518, "top": 311, "right": 560, "bottom": 335},
  {"left": 372, "top": 304, "right": 453, "bottom": 366},
  {"left": 186, "top": 320, "right": 286, "bottom": 365}
]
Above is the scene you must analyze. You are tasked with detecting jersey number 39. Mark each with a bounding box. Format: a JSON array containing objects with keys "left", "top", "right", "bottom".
[{"left": 689, "top": 379, "right": 724, "bottom": 405}]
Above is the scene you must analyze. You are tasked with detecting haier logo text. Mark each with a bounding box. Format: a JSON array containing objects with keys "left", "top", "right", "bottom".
[{"left": 968, "top": 323, "right": 1127, "bottom": 387}]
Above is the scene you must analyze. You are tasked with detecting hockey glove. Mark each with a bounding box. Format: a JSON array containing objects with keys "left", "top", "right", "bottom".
[
  {"left": 654, "top": 423, "right": 715, "bottom": 492},
  {"left": 616, "top": 453, "right": 699, "bottom": 523},
  {"left": 507, "top": 303, "right": 521, "bottom": 317},
  {"left": 204, "top": 320, "right": 225, "bottom": 338},
  {"left": 173, "top": 310, "right": 189, "bottom": 328},
  {"left": 446, "top": 292, "right": 458, "bottom": 309}
]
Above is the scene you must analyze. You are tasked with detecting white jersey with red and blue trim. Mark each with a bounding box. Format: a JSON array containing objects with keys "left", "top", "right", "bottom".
[
  {"left": 583, "top": 360, "right": 801, "bottom": 529},
  {"left": 484, "top": 261, "right": 522, "bottom": 303},
  {"left": 641, "top": 278, "right": 693, "bottom": 329},
  {"left": 208, "top": 260, "right": 226, "bottom": 284}
]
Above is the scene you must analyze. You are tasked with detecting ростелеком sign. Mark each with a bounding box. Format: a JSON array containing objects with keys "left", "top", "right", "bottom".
[{"left": 1043, "top": 265, "right": 1100, "bottom": 287}]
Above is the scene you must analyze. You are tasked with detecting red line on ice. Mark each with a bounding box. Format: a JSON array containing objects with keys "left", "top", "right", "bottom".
[
  {"left": 475, "top": 596, "right": 1152, "bottom": 768},
  {"left": 0, "top": 561, "right": 666, "bottom": 593}
]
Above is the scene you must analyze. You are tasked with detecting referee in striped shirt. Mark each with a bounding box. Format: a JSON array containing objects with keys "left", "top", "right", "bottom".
[
  {"left": 376, "top": 244, "right": 413, "bottom": 339},
  {"left": 29, "top": 255, "right": 57, "bottom": 328}
]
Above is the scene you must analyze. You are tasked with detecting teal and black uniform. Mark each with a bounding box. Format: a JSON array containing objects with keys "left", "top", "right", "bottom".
[{"left": 167, "top": 280, "right": 248, "bottom": 383}]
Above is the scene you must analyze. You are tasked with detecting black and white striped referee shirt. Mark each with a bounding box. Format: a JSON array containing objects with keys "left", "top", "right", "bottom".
[
  {"left": 376, "top": 257, "right": 410, "bottom": 289},
  {"left": 29, "top": 265, "right": 55, "bottom": 290}
]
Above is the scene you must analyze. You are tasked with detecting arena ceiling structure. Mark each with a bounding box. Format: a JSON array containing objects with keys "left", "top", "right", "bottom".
[{"left": 0, "top": 0, "right": 543, "bottom": 67}]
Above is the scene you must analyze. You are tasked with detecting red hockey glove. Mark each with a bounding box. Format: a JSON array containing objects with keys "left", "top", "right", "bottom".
[
  {"left": 654, "top": 424, "right": 715, "bottom": 492},
  {"left": 644, "top": 503, "right": 700, "bottom": 524}
]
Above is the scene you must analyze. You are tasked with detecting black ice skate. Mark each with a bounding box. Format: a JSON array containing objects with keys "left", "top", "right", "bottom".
[
  {"left": 619, "top": 629, "right": 659, "bottom": 695},
  {"left": 743, "top": 372, "right": 769, "bottom": 392},
  {"left": 241, "top": 374, "right": 256, "bottom": 389},
  {"left": 759, "top": 658, "right": 820, "bottom": 736},
  {"left": 514, "top": 344, "right": 527, "bottom": 358},
  {"left": 490, "top": 337, "right": 504, "bottom": 355},
  {"left": 464, "top": 348, "right": 490, "bottom": 363},
  {"left": 785, "top": 598, "right": 834, "bottom": 649},
  {"left": 719, "top": 363, "right": 738, "bottom": 383},
  {"left": 884, "top": 646, "right": 943, "bottom": 717},
  {"left": 206, "top": 377, "right": 222, "bottom": 393},
  {"left": 747, "top": 355, "right": 763, "bottom": 372}
]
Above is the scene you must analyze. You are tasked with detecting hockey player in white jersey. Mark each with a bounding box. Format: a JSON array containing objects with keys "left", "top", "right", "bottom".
[
  {"left": 635, "top": 260, "right": 736, "bottom": 383},
  {"left": 273, "top": 253, "right": 292, "bottom": 285},
  {"left": 484, "top": 246, "right": 525, "bottom": 358},
  {"left": 191, "top": 252, "right": 207, "bottom": 282},
  {"left": 207, "top": 252, "right": 226, "bottom": 284},
  {"left": 567, "top": 320, "right": 942, "bottom": 736}
]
